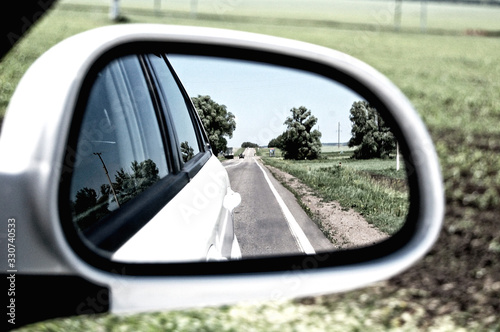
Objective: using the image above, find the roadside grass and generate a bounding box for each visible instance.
[3,0,500,331]
[261,148,409,235]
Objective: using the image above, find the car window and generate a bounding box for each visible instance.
[147,54,201,164]
[69,55,168,232]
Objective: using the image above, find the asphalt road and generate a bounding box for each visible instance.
[223,148,335,259]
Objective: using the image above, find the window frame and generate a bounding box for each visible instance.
[142,53,211,178]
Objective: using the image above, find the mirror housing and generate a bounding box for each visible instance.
[0,24,443,324]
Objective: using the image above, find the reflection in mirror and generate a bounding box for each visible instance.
[70,54,168,233]
[170,55,409,253]
[67,53,409,263]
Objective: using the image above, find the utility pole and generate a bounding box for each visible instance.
[337,122,341,149]
[93,152,120,208]
[154,0,161,14]
[190,0,198,18]
[109,0,120,21]
[396,141,400,171]
[420,0,428,33]
[394,0,402,31]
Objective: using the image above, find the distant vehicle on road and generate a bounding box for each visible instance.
[239,153,245,159]
[225,147,234,159]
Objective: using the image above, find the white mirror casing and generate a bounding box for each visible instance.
[0,24,443,315]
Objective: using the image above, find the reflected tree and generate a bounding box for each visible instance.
[72,159,160,231]
[268,134,284,149]
[280,106,322,160]
[74,187,98,216]
[191,95,236,156]
[114,159,160,205]
[180,141,195,162]
[348,101,396,159]
[74,187,110,231]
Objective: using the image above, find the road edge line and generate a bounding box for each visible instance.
[253,158,316,255]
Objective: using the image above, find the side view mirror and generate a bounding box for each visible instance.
[0,24,443,328]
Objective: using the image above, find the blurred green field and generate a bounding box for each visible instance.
[261,146,403,178]
[3,0,500,331]
[59,0,500,32]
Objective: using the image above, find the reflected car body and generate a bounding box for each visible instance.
[71,53,242,262]
[113,158,242,262]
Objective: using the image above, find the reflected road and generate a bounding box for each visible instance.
[223,148,335,258]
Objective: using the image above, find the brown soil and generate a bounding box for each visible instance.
[264,164,389,249]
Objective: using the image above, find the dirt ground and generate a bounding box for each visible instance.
[265,164,389,249]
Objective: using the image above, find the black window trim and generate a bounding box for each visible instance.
[163,54,211,155]
[137,54,178,174]
[140,53,212,180]
[143,53,211,174]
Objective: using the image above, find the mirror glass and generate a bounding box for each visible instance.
[67,53,409,263]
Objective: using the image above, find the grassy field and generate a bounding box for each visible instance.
[56,0,500,32]
[260,147,408,235]
[3,0,500,331]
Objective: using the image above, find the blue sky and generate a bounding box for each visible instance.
[168,54,364,148]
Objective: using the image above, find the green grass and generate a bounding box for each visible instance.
[261,149,409,235]
[3,0,500,331]
[257,147,282,158]
[320,144,354,153]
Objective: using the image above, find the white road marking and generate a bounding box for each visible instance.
[253,158,316,255]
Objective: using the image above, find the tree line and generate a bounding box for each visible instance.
[268,101,396,160]
[241,142,259,149]
[189,94,396,161]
